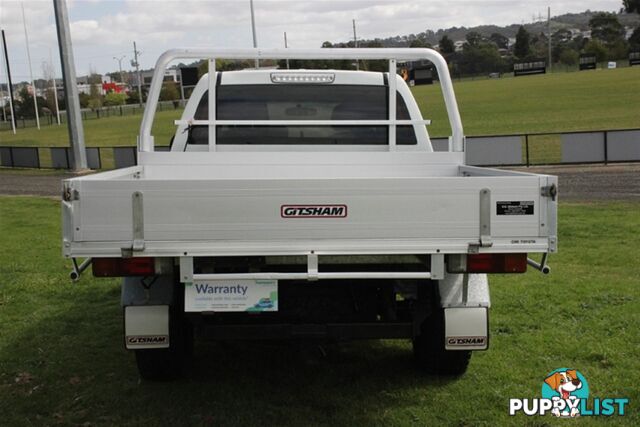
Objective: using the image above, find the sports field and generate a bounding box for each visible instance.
[0,197,638,425]
[1,67,639,148]
[417,67,640,137]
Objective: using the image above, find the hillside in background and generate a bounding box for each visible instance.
[350,10,640,46]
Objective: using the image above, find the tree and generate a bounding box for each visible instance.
[558,49,579,66]
[552,29,573,45]
[104,91,127,106]
[409,39,431,48]
[530,32,550,58]
[630,26,640,48]
[589,12,625,46]
[439,35,454,54]
[514,26,531,59]
[14,86,45,118]
[457,42,506,75]
[159,82,180,101]
[465,31,482,48]
[87,73,103,110]
[43,88,58,115]
[489,32,509,49]
[623,0,639,13]
[41,60,59,118]
[584,39,608,62]
[78,92,90,108]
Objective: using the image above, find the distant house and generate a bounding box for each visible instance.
[138,69,181,88]
[625,27,635,40]
[454,40,466,52]
[568,28,582,39]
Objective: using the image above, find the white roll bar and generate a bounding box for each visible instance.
[139,48,464,153]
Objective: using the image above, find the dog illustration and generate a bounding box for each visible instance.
[544,369,582,417]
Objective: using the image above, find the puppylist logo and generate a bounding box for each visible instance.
[509,368,629,417]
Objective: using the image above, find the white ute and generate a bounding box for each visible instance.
[62,48,557,380]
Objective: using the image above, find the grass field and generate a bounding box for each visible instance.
[1,67,639,149]
[416,66,640,137]
[1,196,638,425]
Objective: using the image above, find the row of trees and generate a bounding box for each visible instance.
[2,81,182,119]
[433,11,639,76]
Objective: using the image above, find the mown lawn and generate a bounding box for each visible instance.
[0,108,182,148]
[1,67,639,149]
[416,66,640,137]
[0,197,638,425]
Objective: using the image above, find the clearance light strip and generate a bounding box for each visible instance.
[270,73,335,83]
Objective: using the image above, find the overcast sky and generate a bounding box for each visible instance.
[0,0,624,81]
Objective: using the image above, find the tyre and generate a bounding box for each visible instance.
[412,296,471,376]
[135,307,192,381]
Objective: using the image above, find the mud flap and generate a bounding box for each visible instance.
[122,276,175,350]
[444,307,488,350]
[124,305,170,349]
[439,272,490,351]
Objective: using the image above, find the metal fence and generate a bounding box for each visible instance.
[1,128,639,170]
[431,128,640,167]
[0,100,186,131]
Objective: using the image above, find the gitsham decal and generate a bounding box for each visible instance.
[446,336,487,347]
[126,335,169,346]
[497,201,534,215]
[281,204,347,218]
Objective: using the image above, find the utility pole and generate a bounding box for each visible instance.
[547,6,552,73]
[22,2,40,129]
[113,55,126,84]
[132,42,143,107]
[53,0,87,170]
[250,0,259,68]
[49,48,60,125]
[284,32,289,69]
[352,19,359,71]
[0,65,5,121]
[1,30,17,134]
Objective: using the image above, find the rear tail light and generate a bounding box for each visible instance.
[447,253,527,274]
[92,257,155,277]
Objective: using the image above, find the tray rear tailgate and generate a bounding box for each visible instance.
[63,174,556,256]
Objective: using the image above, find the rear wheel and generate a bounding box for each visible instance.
[412,288,471,376]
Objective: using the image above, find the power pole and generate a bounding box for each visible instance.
[132,42,143,107]
[250,0,259,68]
[284,32,289,69]
[113,55,126,84]
[49,48,60,125]
[0,63,5,121]
[1,30,17,134]
[53,0,87,170]
[21,2,40,129]
[353,19,359,71]
[547,6,552,73]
